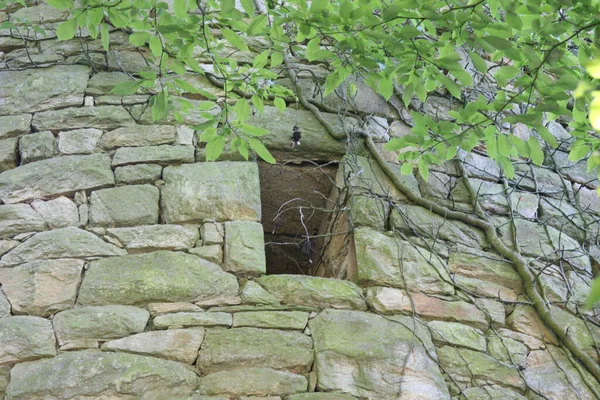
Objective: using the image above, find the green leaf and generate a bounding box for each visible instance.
[100,23,110,51]
[198,101,217,111]
[499,156,515,179]
[569,144,590,162]
[400,162,413,175]
[247,14,268,36]
[110,80,143,96]
[438,74,461,99]
[129,32,151,47]
[306,37,320,62]
[235,98,251,122]
[536,126,559,149]
[252,94,264,114]
[528,138,544,166]
[237,137,250,160]
[56,18,77,41]
[242,124,268,136]
[508,135,529,158]
[418,158,429,181]
[469,51,487,74]
[151,90,169,121]
[379,77,394,101]
[585,277,600,308]
[248,137,275,163]
[149,35,162,57]
[498,134,512,157]
[174,0,187,19]
[205,134,226,161]
[240,0,254,15]
[480,36,512,50]
[271,51,283,67]
[222,29,249,52]
[274,97,286,113]
[253,49,270,69]
[47,0,73,10]
[310,0,328,14]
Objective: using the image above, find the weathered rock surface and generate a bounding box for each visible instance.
[114,163,163,184]
[0,138,17,172]
[77,251,238,305]
[100,125,176,149]
[111,145,195,166]
[0,204,47,238]
[101,328,204,364]
[256,275,366,310]
[106,224,199,252]
[198,367,307,397]
[53,305,149,345]
[224,221,266,276]
[5,350,199,399]
[19,131,56,165]
[189,244,223,264]
[233,311,309,330]
[0,66,89,115]
[309,309,449,399]
[152,311,232,329]
[0,259,83,316]
[354,227,454,295]
[0,154,115,204]
[0,289,10,318]
[0,114,31,139]
[0,316,56,364]
[57,128,102,154]
[197,327,313,374]
[427,321,486,352]
[89,185,160,227]
[32,105,135,131]
[31,197,79,229]
[457,386,527,400]
[162,162,261,223]
[0,227,125,267]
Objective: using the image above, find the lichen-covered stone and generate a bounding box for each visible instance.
[31,197,79,229]
[32,105,135,131]
[152,311,232,329]
[0,259,83,316]
[86,72,133,96]
[241,281,280,306]
[197,327,313,374]
[57,128,102,154]
[162,162,261,223]
[309,309,449,399]
[114,163,162,184]
[101,328,204,364]
[0,227,125,267]
[112,145,194,166]
[287,394,357,400]
[106,224,199,252]
[78,251,238,306]
[0,288,10,318]
[224,221,266,276]
[0,65,89,115]
[457,386,527,400]
[0,365,9,396]
[233,311,309,330]
[0,154,115,204]
[0,204,47,237]
[487,335,528,368]
[53,305,149,345]
[89,184,160,227]
[256,275,366,310]
[18,131,55,164]
[189,245,223,264]
[5,350,199,399]
[0,114,31,139]
[100,125,176,149]
[427,321,486,352]
[0,241,18,258]
[0,316,56,364]
[0,138,17,172]
[506,305,559,345]
[147,302,202,316]
[199,367,307,397]
[354,227,454,295]
[448,247,522,291]
[349,195,389,231]
[201,222,224,245]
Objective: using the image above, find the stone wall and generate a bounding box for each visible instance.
[1,1,600,399]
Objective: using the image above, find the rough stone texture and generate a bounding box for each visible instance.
[0,204,47,238]
[0,138,17,172]
[101,328,205,364]
[310,309,449,399]
[224,221,266,276]
[0,114,31,139]
[114,163,162,185]
[53,305,149,345]
[57,128,102,154]
[427,321,486,352]
[31,197,79,229]
[256,275,366,310]
[106,224,199,252]
[197,327,313,374]
[241,281,281,306]
[89,185,160,227]
[32,105,135,131]
[0,259,83,316]
[162,162,261,223]
[0,65,89,115]
[457,386,527,400]
[19,131,56,164]
[201,222,224,245]
[112,145,195,166]
[0,288,10,318]
[78,251,239,306]
[5,350,199,399]
[152,311,232,329]
[507,305,559,344]
[0,227,125,267]
[0,154,115,204]
[0,241,19,258]
[354,227,454,295]
[86,72,133,96]
[287,395,357,400]
[147,302,201,316]
[199,367,308,397]
[189,244,223,264]
[100,125,176,149]
[487,335,528,368]
[233,311,309,330]
[0,316,56,364]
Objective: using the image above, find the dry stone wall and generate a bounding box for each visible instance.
[1,1,600,399]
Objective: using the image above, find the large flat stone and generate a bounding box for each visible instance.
[32,106,135,131]
[100,125,176,149]
[354,227,454,295]
[0,259,83,316]
[0,227,125,267]
[53,305,149,345]
[57,128,102,155]
[309,309,449,399]
[0,138,17,172]
[19,131,56,165]
[199,367,307,397]
[0,114,31,139]
[0,288,9,318]
[232,311,309,330]
[89,185,160,227]
[0,316,56,365]
[162,162,261,223]
[31,197,79,229]
[197,327,313,374]
[255,275,366,310]
[0,65,89,115]
[5,350,199,399]
[111,145,194,166]
[101,328,204,364]
[224,221,266,276]
[152,311,232,329]
[77,251,239,306]
[0,204,46,238]
[106,224,199,252]
[0,154,115,204]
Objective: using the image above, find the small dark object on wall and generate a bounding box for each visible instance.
[291,125,301,147]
